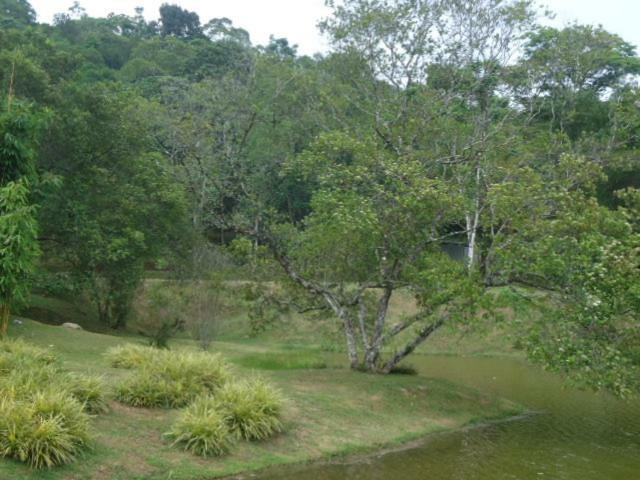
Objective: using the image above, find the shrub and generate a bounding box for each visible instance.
[105,343,160,369]
[214,379,284,440]
[115,351,229,408]
[0,392,90,469]
[165,397,234,457]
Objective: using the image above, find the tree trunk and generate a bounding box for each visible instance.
[466,165,482,271]
[380,317,445,373]
[0,303,10,338]
[364,287,393,370]
[342,313,360,369]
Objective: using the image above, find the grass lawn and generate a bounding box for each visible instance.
[0,318,524,480]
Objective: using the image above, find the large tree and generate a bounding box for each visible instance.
[39,84,190,328]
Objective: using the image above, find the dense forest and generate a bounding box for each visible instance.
[1,0,639,397]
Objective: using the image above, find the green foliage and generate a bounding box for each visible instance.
[0,181,40,323]
[115,350,230,408]
[0,0,36,27]
[39,83,191,329]
[164,396,234,457]
[159,3,202,39]
[0,101,41,337]
[213,379,284,440]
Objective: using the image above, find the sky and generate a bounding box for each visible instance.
[28,0,640,56]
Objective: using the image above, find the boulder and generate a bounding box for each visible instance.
[61,322,83,330]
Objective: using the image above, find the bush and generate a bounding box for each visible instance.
[105,343,160,369]
[214,379,284,440]
[115,351,229,408]
[132,282,186,349]
[0,391,90,469]
[165,397,234,457]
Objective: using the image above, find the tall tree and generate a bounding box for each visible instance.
[0,100,40,337]
[0,0,36,28]
[159,3,202,39]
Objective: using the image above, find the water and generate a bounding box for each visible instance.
[254,356,640,480]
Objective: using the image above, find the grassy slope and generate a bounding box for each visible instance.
[24,280,528,358]
[0,319,524,480]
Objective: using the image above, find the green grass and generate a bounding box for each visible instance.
[0,318,524,479]
[234,351,330,370]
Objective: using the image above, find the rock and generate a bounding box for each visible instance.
[62,322,83,330]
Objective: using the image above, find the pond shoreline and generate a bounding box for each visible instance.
[221,411,537,480]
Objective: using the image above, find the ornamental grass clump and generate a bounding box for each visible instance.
[0,338,55,373]
[0,338,104,468]
[0,390,90,469]
[0,359,107,414]
[66,373,108,414]
[214,379,284,441]
[164,378,284,457]
[164,396,234,457]
[115,351,229,408]
[105,343,161,369]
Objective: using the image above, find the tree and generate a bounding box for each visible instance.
[208,0,640,396]
[0,100,40,337]
[321,0,540,271]
[0,181,39,337]
[483,155,640,397]
[39,84,190,328]
[0,0,36,28]
[515,24,640,142]
[159,3,202,39]
[239,132,483,372]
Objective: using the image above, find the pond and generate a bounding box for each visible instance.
[255,355,640,480]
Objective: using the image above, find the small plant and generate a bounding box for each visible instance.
[165,397,234,457]
[115,351,229,408]
[105,343,160,369]
[214,379,284,441]
[133,282,186,349]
